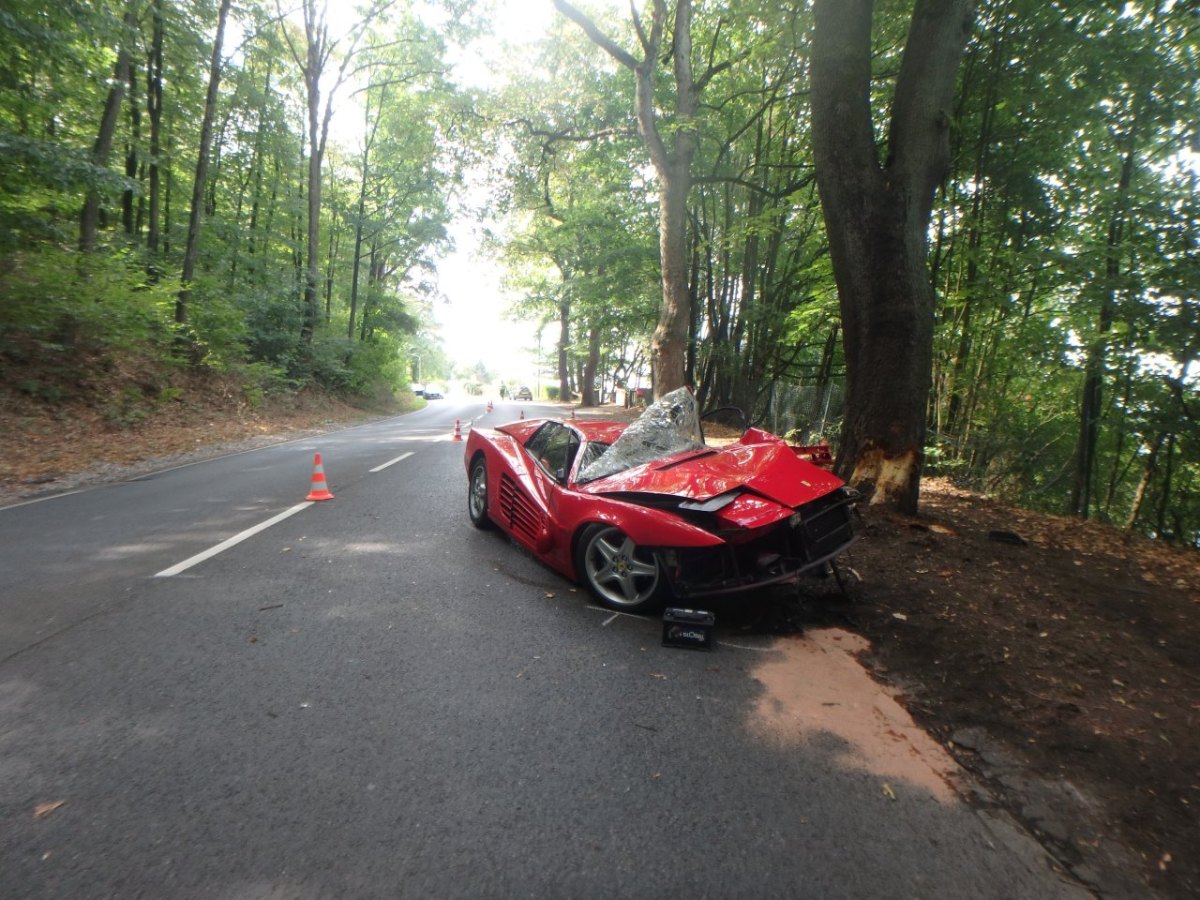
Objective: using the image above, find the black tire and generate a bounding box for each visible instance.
[467,455,492,529]
[575,524,664,613]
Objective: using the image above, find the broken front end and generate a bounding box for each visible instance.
[648,486,857,599]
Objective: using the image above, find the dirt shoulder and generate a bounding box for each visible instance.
[5,396,1198,896]
[0,376,412,506]
[843,480,1199,898]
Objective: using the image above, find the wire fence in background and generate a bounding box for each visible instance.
[759,379,846,444]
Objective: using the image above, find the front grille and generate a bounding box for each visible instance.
[662,488,855,598]
[796,490,855,560]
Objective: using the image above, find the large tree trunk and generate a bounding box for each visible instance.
[650,148,694,397]
[651,160,692,396]
[176,0,232,326]
[811,0,975,513]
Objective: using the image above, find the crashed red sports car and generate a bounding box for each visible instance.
[464,387,856,613]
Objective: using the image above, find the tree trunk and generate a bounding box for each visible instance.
[554,0,703,399]
[811,0,975,513]
[1069,144,1137,517]
[302,64,323,343]
[944,10,1007,440]
[146,0,164,265]
[176,0,232,327]
[581,323,601,406]
[163,131,173,255]
[652,156,693,395]
[348,161,369,341]
[246,62,274,276]
[1154,433,1177,538]
[122,57,141,236]
[1125,432,1163,531]
[324,203,338,323]
[79,3,139,253]
[1068,0,1161,517]
[205,110,230,218]
[558,294,571,401]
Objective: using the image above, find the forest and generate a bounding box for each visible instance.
[1,0,1197,543]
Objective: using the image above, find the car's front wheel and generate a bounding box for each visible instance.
[468,455,491,528]
[576,524,664,613]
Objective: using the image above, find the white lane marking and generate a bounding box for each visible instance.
[587,605,648,623]
[154,502,313,577]
[370,451,413,473]
[588,606,656,629]
[716,641,774,653]
[0,489,86,512]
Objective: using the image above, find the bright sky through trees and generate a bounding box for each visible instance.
[314,0,622,384]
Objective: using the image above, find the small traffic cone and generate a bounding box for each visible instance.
[520,410,525,420]
[570,407,576,419]
[305,453,334,501]
[486,400,493,413]
[452,419,463,441]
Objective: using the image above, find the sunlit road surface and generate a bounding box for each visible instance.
[0,400,1089,899]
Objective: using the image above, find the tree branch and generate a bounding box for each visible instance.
[551,0,639,70]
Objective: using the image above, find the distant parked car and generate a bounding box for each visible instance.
[425,389,444,400]
[515,385,533,400]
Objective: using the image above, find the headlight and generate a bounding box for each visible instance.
[678,491,740,513]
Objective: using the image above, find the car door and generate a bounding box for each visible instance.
[519,422,580,566]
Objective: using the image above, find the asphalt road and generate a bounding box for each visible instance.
[0,400,1090,899]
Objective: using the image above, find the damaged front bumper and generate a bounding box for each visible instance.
[657,489,857,599]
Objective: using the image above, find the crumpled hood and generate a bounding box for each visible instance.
[578,440,844,508]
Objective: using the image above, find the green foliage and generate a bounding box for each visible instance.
[924,0,1200,539]
[0,0,464,407]
[0,247,176,367]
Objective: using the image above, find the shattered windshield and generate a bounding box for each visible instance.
[577,387,705,483]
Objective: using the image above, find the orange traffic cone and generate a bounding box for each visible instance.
[305,452,334,501]
[452,419,463,441]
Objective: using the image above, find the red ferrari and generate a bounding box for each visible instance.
[464,388,856,613]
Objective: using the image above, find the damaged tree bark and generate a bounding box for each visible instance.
[811,0,975,513]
